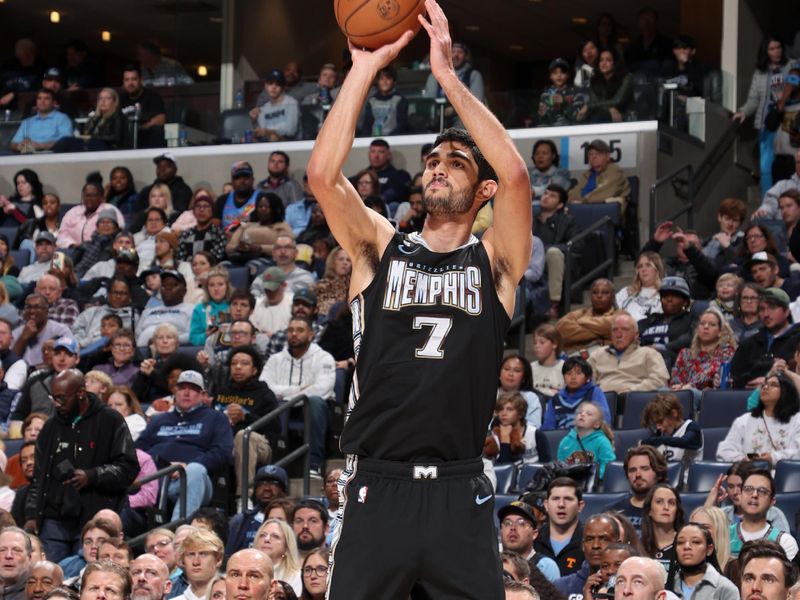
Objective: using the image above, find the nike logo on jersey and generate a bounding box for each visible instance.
[475,494,492,505]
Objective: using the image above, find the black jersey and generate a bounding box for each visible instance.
[341,232,510,462]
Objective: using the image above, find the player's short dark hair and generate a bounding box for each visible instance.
[370,138,389,149]
[546,184,568,206]
[623,446,668,483]
[562,356,592,378]
[122,64,142,77]
[228,344,263,374]
[269,150,290,166]
[546,476,583,501]
[433,128,497,184]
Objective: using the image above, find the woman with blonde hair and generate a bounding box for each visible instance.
[253,518,302,594]
[315,246,352,319]
[670,308,737,392]
[85,370,114,402]
[689,506,732,570]
[55,87,127,151]
[189,266,232,346]
[615,251,665,321]
[0,280,19,325]
[107,385,147,441]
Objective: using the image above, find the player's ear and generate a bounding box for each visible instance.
[477,180,497,201]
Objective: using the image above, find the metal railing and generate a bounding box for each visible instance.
[240,395,312,502]
[693,118,742,193]
[649,164,694,238]
[562,216,615,313]
[125,463,187,547]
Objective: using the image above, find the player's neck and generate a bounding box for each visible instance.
[420,216,474,252]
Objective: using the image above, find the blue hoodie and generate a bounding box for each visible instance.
[542,381,611,430]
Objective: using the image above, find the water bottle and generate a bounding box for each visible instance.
[235,88,244,109]
[373,122,382,136]
[244,129,253,143]
[179,128,188,147]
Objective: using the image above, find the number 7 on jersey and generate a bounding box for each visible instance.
[413,316,453,359]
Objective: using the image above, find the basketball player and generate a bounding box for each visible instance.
[306,1,532,598]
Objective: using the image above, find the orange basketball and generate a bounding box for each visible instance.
[335,0,426,50]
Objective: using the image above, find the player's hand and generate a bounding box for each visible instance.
[348,30,415,75]
[418,0,454,79]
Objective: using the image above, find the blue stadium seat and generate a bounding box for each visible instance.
[493,494,517,528]
[666,462,683,489]
[0,227,17,246]
[568,203,621,230]
[541,429,569,460]
[701,428,729,460]
[604,391,619,427]
[227,266,250,290]
[613,429,649,458]
[10,249,29,267]
[686,461,731,493]
[680,492,709,518]
[494,463,516,494]
[516,463,546,492]
[621,391,693,428]
[176,346,204,358]
[775,492,800,537]
[3,439,23,457]
[579,493,627,521]
[775,461,800,493]
[698,390,750,428]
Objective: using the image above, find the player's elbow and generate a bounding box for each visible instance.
[501,160,531,190]
[306,158,337,192]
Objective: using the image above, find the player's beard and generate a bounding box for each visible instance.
[422,181,476,217]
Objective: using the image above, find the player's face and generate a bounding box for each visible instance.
[422,141,481,217]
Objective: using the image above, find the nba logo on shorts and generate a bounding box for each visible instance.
[358,486,368,503]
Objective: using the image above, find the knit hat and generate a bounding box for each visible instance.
[97,208,119,225]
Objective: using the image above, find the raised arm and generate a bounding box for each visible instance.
[306,33,414,278]
[419,0,531,312]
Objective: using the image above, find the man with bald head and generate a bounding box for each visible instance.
[225,549,273,600]
[25,560,63,600]
[614,557,667,600]
[588,312,670,393]
[24,369,138,563]
[130,554,172,600]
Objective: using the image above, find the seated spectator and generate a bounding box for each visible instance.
[173,529,223,600]
[640,484,683,569]
[9,441,35,527]
[589,312,670,394]
[643,223,717,299]
[359,66,408,137]
[396,187,426,233]
[602,446,668,531]
[138,153,193,214]
[732,282,765,342]
[18,231,57,285]
[663,36,709,99]
[59,517,120,578]
[574,39,599,92]
[361,139,411,211]
[251,518,302,594]
[119,65,166,149]
[702,197,747,266]
[25,67,78,119]
[717,373,800,466]
[730,287,800,388]
[671,307,737,392]
[133,185,173,239]
[710,273,743,322]
[753,149,800,220]
[225,193,294,273]
[74,209,121,278]
[667,522,739,600]
[85,370,114,403]
[9,88,72,154]
[81,231,134,281]
[7,412,44,486]
[264,288,322,358]
[640,393,702,475]
[136,370,233,521]
[14,192,59,253]
[352,169,381,202]
[185,251,216,305]
[251,267,293,335]
[57,174,125,249]
[557,278,621,354]
[132,322,181,402]
[93,329,139,386]
[543,357,611,430]
[214,161,262,235]
[529,140,571,203]
[251,235,314,297]
[537,59,584,126]
[3,167,45,222]
[75,276,140,346]
[497,503,560,584]
[11,294,71,368]
[554,513,620,597]
[226,464,289,556]
[577,49,633,123]
[484,392,547,465]
[250,70,299,142]
[423,41,485,128]
[728,469,798,559]
[107,386,146,441]
[300,548,330,599]
[0,317,26,422]
[136,40,194,87]
[567,139,631,210]
[616,252,665,322]
[685,507,733,570]
[0,282,18,327]
[261,316,335,477]
[530,324,565,399]
[53,88,127,152]
[189,266,232,347]
[638,276,694,368]
[300,62,339,133]
[136,270,194,347]
[286,177,318,239]
[172,189,209,234]
[0,234,20,279]
[738,225,791,279]
[314,247,350,320]
[557,401,616,480]
[257,151,304,208]
[176,195,226,264]
[537,184,581,319]
[498,354,542,427]
[779,190,800,264]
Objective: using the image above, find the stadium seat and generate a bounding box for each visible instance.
[541,429,569,460]
[613,429,649,458]
[666,462,682,489]
[686,461,731,493]
[217,109,253,144]
[494,463,516,494]
[516,463,546,493]
[579,493,627,521]
[568,203,621,231]
[604,391,618,427]
[620,391,693,428]
[493,494,517,528]
[3,439,23,457]
[227,266,250,290]
[176,346,204,358]
[701,428,729,460]
[775,461,800,493]
[776,492,800,537]
[680,492,709,517]
[10,249,29,267]
[0,227,18,245]
[698,390,750,428]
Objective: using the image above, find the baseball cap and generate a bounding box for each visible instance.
[587,139,611,153]
[160,269,186,284]
[115,248,139,265]
[43,67,64,81]
[176,370,206,391]
[231,161,254,178]
[254,465,288,491]
[548,58,570,73]
[659,276,691,299]
[141,265,162,278]
[261,266,287,291]
[153,152,177,167]
[762,287,790,308]
[293,288,317,306]
[35,231,56,244]
[264,68,286,85]
[53,336,78,355]
[498,501,538,527]
[745,251,778,271]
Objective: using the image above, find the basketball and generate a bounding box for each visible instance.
[335,0,426,50]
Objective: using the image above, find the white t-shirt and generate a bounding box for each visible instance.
[530,359,564,397]
[616,286,662,322]
[739,522,799,559]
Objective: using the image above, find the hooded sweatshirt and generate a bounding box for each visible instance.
[214,377,280,443]
[260,343,336,401]
[542,382,611,430]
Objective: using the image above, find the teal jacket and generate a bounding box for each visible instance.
[189,299,230,346]
[557,428,616,479]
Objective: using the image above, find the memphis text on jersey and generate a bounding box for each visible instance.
[381,257,483,315]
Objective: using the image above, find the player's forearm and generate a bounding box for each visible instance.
[307,64,375,186]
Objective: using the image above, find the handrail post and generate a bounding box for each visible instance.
[303,398,311,496]
[564,241,574,314]
[687,165,695,230]
[177,466,187,520]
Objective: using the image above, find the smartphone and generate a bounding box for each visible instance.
[51,251,66,271]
